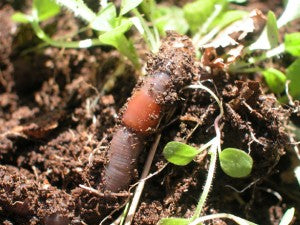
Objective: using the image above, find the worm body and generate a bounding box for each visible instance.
[103,33,195,192]
[122,72,170,133]
[104,73,170,192]
[105,127,144,192]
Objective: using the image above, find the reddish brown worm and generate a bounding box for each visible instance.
[104,72,171,192]
[103,32,195,192]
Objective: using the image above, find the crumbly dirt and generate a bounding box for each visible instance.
[0,1,299,225]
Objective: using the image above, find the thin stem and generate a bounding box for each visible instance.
[192,142,218,220]
[197,137,216,153]
[229,66,262,74]
[31,19,103,48]
[186,82,224,220]
[188,83,223,153]
[192,4,223,46]
[231,44,286,73]
[132,9,159,53]
[189,213,258,225]
[248,43,285,64]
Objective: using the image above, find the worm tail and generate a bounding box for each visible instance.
[104,127,144,192]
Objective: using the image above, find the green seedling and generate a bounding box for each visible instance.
[160,80,255,225]
[229,0,300,100]
[160,0,299,224]
[219,148,253,178]
[262,68,286,94]
[12,0,151,68]
[285,32,300,56]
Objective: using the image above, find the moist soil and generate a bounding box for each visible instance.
[0,0,299,225]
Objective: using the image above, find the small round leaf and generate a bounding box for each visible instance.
[219,148,253,178]
[163,141,199,166]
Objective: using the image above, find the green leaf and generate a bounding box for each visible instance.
[140,0,156,20]
[159,218,190,225]
[286,58,300,99]
[163,141,199,166]
[11,12,31,23]
[208,10,248,31]
[266,11,279,48]
[285,32,300,56]
[219,148,253,178]
[153,6,189,35]
[91,3,117,31]
[120,0,143,16]
[250,0,300,50]
[279,208,295,225]
[99,19,133,41]
[183,0,227,34]
[33,0,60,21]
[99,19,139,68]
[262,68,286,94]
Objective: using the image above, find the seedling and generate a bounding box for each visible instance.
[160,0,300,224]
[12,0,154,68]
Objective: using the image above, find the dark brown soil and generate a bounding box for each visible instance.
[0,1,299,225]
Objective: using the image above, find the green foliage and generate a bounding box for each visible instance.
[99,19,140,68]
[33,0,60,21]
[208,10,248,31]
[266,11,279,48]
[90,3,117,32]
[219,148,253,178]
[286,58,300,99]
[285,32,300,56]
[262,68,286,94]
[153,6,189,35]
[159,218,190,225]
[163,141,199,166]
[140,0,156,20]
[11,12,30,23]
[11,0,145,68]
[183,0,227,34]
[120,0,143,16]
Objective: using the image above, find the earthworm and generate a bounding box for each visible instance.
[104,73,170,192]
[103,32,195,192]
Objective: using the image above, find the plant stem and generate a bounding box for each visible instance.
[132,9,159,53]
[192,4,223,46]
[31,19,103,48]
[188,83,223,153]
[192,142,218,220]
[231,44,285,73]
[248,43,285,64]
[186,82,224,221]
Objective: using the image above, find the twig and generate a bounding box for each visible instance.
[129,162,169,190]
[79,184,131,197]
[124,134,161,225]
